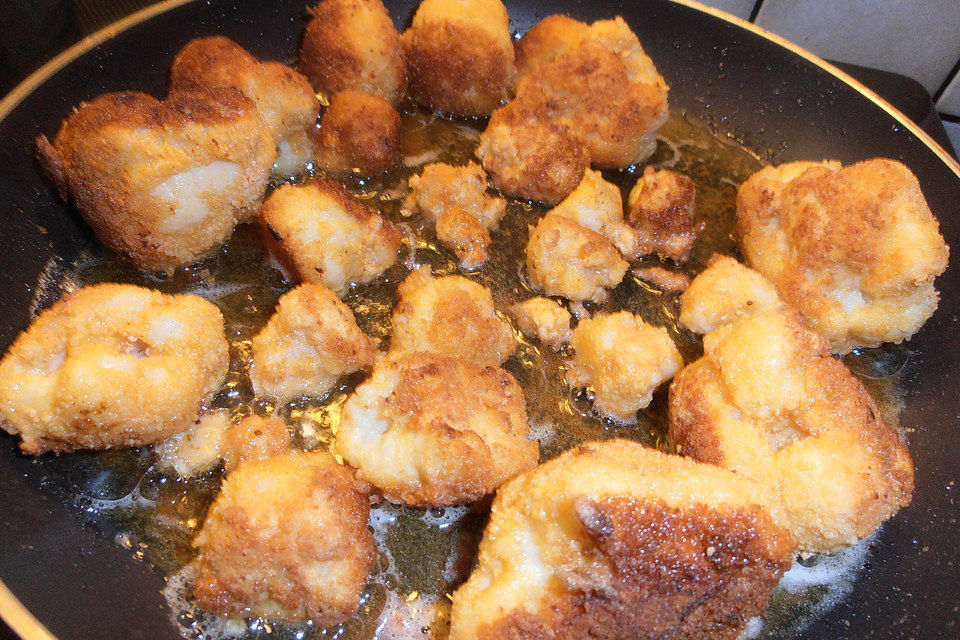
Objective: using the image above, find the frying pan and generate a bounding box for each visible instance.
[0,1,958,638]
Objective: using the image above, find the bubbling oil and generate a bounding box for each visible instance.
[27,105,904,640]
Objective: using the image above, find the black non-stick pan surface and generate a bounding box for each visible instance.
[0,1,958,638]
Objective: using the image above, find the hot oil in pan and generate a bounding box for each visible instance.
[28,106,904,640]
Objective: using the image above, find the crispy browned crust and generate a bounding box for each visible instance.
[479,495,794,640]
[435,206,491,268]
[299,0,406,103]
[221,416,293,473]
[628,167,701,263]
[314,89,401,175]
[632,266,691,292]
[169,35,258,90]
[514,14,587,78]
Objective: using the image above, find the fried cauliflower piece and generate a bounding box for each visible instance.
[298,0,407,104]
[390,267,515,365]
[526,214,628,303]
[334,351,538,506]
[221,415,294,474]
[514,14,587,78]
[157,412,231,478]
[449,439,797,640]
[313,89,401,176]
[679,254,784,335]
[508,297,572,350]
[435,207,492,269]
[260,178,401,294]
[669,311,914,552]
[401,0,515,116]
[737,158,949,353]
[250,284,377,402]
[192,450,376,623]
[551,169,639,258]
[512,17,669,168]
[169,36,321,177]
[0,283,228,454]
[36,89,276,272]
[567,311,683,422]
[627,166,701,263]
[631,266,690,292]
[477,99,589,205]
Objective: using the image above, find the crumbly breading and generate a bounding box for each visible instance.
[250,283,378,402]
[508,297,572,351]
[736,158,949,353]
[259,178,401,294]
[298,0,407,104]
[192,451,376,623]
[551,169,639,258]
[313,89,401,176]
[169,35,320,177]
[401,0,515,116]
[404,161,506,229]
[390,267,516,365]
[435,207,492,269]
[334,351,538,506]
[157,412,231,478]
[35,89,276,272]
[526,214,628,303]
[0,283,228,454]
[514,14,587,78]
[627,166,701,263]
[631,266,690,292]
[669,311,914,552]
[679,254,784,334]
[449,439,796,640]
[221,415,294,473]
[567,311,683,422]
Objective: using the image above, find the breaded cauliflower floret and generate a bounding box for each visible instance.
[404,161,506,268]
[334,351,538,506]
[390,266,515,365]
[512,17,669,168]
[36,89,276,272]
[551,169,639,258]
[157,412,231,478]
[526,214,628,303]
[401,0,516,116]
[669,311,914,552]
[298,0,407,104]
[679,254,784,335]
[169,36,321,177]
[567,311,683,422]
[0,283,228,454]
[449,440,797,640]
[313,89,401,176]
[250,284,377,402]
[477,99,589,205]
[192,450,376,623]
[508,297,572,350]
[736,158,949,353]
[514,14,587,78]
[221,415,294,474]
[627,166,701,263]
[632,266,690,292]
[260,178,401,294]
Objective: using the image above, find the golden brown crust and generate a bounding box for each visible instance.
[627,167,701,262]
[314,89,401,175]
[514,14,588,78]
[435,206,492,269]
[678,254,784,334]
[335,351,538,506]
[299,0,407,104]
[221,416,293,473]
[192,451,376,623]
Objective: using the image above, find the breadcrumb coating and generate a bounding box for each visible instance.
[401,0,515,116]
[250,284,377,402]
[35,89,276,272]
[259,178,401,294]
[514,14,587,78]
[404,161,506,229]
[449,439,796,640]
[736,158,949,353]
[221,415,294,474]
[508,297,572,351]
[0,283,228,454]
[669,311,914,552]
[192,450,376,623]
[632,266,690,292]
[313,89,401,176]
[299,0,407,104]
[627,166,701,263]
[169,35,320,177]
[679,254,783,334]
[526,214,628,303]
[551,169,639,258]
[157,412,230,478]
[390,267,515,365]
[334,351,538,506]
[512,17,669,168]
[477,100,589,204]
[435,207,492,269]
[567,311,683,422]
